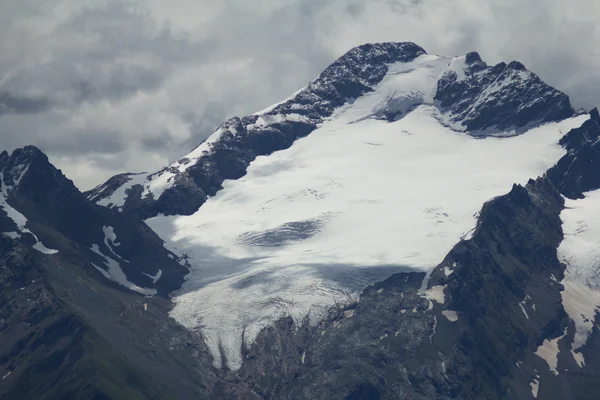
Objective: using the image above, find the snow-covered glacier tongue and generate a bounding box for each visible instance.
[95,42,585,369]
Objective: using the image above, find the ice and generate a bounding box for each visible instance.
[558,190,600,367]
[90,244,156,296]
[147,104,585,369]
[139,54,587,369]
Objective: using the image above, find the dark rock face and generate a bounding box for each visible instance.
[0,146,187,295]
[435,53,574,133]
[547,108,600,198]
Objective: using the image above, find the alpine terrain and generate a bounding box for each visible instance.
[2,42,600,399]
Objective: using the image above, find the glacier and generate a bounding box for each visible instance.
[142,53,587,369]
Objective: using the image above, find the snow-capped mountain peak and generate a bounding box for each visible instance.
[87,43,573,221]
[86,42,583,369]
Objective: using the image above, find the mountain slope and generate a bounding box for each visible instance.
[0,147,261,399]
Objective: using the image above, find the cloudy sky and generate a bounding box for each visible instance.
[1,0,599,190]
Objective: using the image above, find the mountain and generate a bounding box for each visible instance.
[0,147,259,398]
[2,42,600,399]
[88,42,585,371]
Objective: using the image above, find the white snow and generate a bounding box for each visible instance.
[96,173,149,208]
[90,244,157,296]
[140,54,587,369]
[558,190,600,367]
[32,242,59,255]
[0,174,59,255]
[422,285,447,309]
[519,302,530,320]
[12,163,29,186]
[535,329,566,375]
[143,269,163,283]
[141,169,179,200]
[446,56,469,81]
[103,225,120,246]
[519,295,534,320]
[531,375,540,399]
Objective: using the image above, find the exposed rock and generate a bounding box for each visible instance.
[435,53,574,133]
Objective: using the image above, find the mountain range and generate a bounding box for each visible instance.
[1,42,600,399]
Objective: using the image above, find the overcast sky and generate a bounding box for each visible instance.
[1,0,599,190]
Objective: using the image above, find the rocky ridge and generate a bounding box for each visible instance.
[86,42,574,220]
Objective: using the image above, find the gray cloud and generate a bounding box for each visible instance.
[0,92,52,115]
[0,0,598,190]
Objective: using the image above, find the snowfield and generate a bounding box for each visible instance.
[558,190,600,367]
[143,54,587,369]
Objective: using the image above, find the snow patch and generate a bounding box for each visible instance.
[0,176,58,255]
[531,375,540,399]
[103,225,120,246]
[443,266,454,277]
[519,295,534,320]
[96,173,149,208]
[32,242,59,255]
[442,310,459,322]
[422,285,447,307]
[519,303,529,320]
[535,329,566,375]
[143,269,162,283]
[90,244,156,296]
